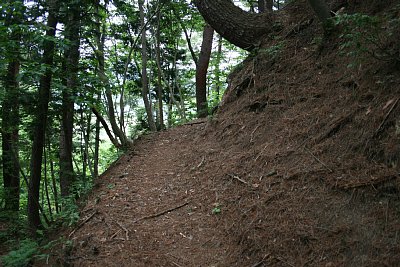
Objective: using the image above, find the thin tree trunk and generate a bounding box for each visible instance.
[28,0,59,235]
[84,112,95,178]
[43,145,53,221]
[81,106,87,181]
[174,9,198,65]
[98,31,130,146]
[215,34,223,98]
[155,11,164,130]
[47,140,59,213]
[91,107,122,148]
[94,95,101,178]
[90,0,131,148]
[139,0,157,131]
[168,95,173,127]
[196,24,214,118]
[172,46,187,121]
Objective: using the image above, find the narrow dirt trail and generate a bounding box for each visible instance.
[67,121,236,267]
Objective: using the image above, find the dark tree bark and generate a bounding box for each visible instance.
[258,0,273,12]
[28,0,59,235]
[258,0,266,12]
[196,24,214,118]
[194,0,331,50]
[2,43,20,211]
[307,0,331,29]
[193,0,274,50]
[60,1,81,197]
[2,0,23,212]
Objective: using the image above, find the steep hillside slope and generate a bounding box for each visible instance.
[50,0,400,266]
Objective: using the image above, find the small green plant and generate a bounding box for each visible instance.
[311,36,323,46]
[212,203,221,215]
[1,239,39,267]
[57,196,80,227]
[259,42,285,60]
[335,13,400,68]
[107,183,115,189]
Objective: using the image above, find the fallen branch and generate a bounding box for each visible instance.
[134,202,189,223]
[184,120,207,126]
[69,210,98,237]
[314,110,355,143]
[335,174,397,190]
[374,97,399,137]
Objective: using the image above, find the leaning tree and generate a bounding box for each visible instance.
[193,0,331,50]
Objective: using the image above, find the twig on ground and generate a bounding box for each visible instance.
[254,142,270,161]
[250,124,261,143]
[69,210,98,238]
[251,254,270,267]
[111,229,121,239]
[171,261,183,267]
[228,173,248,185]
[375,97,399,136]
[116,221,129,241]
[197,156,205,168]
[304,147,333,173]
[134,202,189,223]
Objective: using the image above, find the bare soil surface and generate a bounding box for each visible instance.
[47,0,400,266]
[63,121,241,266]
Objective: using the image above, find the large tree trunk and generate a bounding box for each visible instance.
[2,0,22,212]
[139,0,157,131]
[2,44,20,212]
[194,0,331,50]
[60,1,80,197]
[193,0,274,50]
[28,0,59,235]
[196,24,214,118]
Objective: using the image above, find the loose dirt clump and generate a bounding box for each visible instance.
[46,0,399,266]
